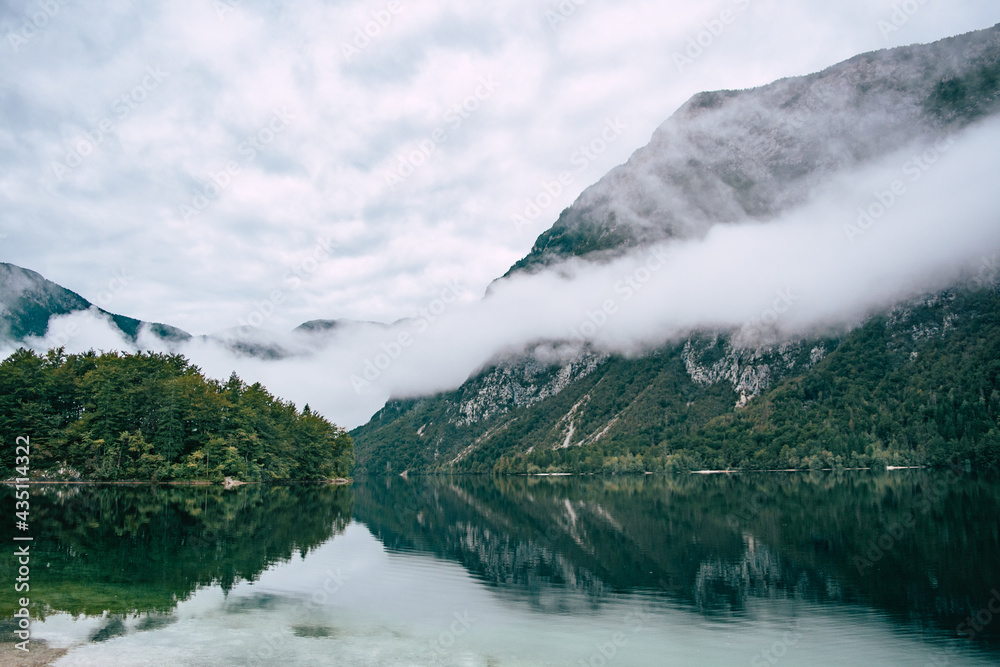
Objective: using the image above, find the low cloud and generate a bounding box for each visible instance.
[14,117,1000,430]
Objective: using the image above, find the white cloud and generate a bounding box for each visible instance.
[24,307,138,356]
[16,117,1000,430]
[1,0,997,337]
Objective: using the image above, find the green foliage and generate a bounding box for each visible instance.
[353,287,1000,475]
[0,484,353,618]
[0,350,353,481]
[504,211,634,277]
[925,61,1000,123]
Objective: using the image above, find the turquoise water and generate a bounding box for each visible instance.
[3,472,999,665]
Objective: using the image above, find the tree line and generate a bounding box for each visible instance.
[0,349,353,482]
[355,287,1000,475]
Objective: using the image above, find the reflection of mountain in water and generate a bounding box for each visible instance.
[0,484,352,618]
[353,472,1000,641]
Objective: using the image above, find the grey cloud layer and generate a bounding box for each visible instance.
[13,117,1000,428]
[2,0,998,336]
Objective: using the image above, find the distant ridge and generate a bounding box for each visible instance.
[0,262,190,344]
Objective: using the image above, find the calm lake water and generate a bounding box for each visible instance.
[3,471,1000,666]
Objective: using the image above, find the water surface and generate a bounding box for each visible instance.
[3,471,999,665]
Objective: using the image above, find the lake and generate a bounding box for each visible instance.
[3,471,999,666]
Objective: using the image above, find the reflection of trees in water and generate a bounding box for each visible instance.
[0,484,353,618]
[354,472,1000,640]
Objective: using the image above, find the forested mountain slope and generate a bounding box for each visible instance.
[353,25,1000,474]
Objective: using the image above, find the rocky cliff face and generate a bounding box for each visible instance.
[681,336,828,410]
[353,24,1000,474]
[353,281,999,474]
[452,349,609,428]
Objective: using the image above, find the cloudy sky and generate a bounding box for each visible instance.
[2,0,998,336]
[16,113,1000,428]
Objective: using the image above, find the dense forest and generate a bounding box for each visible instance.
[353,287,1000,474]
[0,484,352,619]
[0,349,353,482]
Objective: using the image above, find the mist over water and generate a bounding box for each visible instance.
[10,117,1000,429]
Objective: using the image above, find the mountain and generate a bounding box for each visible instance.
[294,319,392,334]
[0,264,378,357]
[351,25,1000,474]
[353,286,1000,474]
[0,263,190,345]
[212,319,396,360]
[506,23,1000,277]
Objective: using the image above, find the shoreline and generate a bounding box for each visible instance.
[3,468,948,485]
[518,466,934,476]
[1,478,354,486]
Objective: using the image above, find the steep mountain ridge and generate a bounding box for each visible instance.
[506,23,1000,276]
[354,283,1000,474]
[354,25,1000,474]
